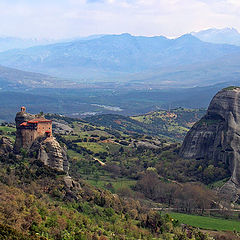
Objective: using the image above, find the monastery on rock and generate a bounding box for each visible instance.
[14,106,52,152]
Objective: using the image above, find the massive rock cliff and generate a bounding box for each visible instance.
[180,87,240,201]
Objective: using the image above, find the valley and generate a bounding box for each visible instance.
[0,81,233,122]
[0,27,240,240]
[0,101,238,239]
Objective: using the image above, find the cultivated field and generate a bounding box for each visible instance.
[170,212,240,231]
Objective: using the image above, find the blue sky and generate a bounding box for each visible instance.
[0,0,239,39]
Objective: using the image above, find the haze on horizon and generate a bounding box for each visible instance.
[1,0,240,39]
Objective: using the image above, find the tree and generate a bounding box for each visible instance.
[93,172,100,184]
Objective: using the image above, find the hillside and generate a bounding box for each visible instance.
[85,108,206,140]
[0,65,60,89]
[41,113,230,187]
[0,116,218,240]
[0,102,239,239]
[0,34,240,86]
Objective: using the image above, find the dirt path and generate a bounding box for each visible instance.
[93,157,106,166]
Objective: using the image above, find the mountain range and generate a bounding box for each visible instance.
[0,32,240,87]
[0,28,239,89]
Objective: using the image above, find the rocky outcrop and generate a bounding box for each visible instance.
[180,87,240,201]
[30,137,69,172]
[52,120,73,135]
[0,136,13,155]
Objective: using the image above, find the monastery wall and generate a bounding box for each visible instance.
[21,128,38,149]
[36,122,52,137]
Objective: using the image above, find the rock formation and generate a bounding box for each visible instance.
[30,137,69,172]
[0,136,13,155]
[14,107,68,172]
[180,87,240,201]
[52,120,73,135]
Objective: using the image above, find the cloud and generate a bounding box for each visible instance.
[87,0,104,3]
[0,0,239,38]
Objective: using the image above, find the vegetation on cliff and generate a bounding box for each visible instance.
[222,86,240,91]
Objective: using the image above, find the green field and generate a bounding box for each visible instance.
[87,178,136,192]
[77,142,107,153]
[170,212,240,231]
[0,126,16,142]
[0,126,15,133]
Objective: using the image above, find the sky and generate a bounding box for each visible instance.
[0,0,240,39]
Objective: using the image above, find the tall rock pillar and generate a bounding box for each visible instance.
[180,87,240,201]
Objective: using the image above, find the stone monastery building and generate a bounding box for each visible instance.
[15,106,52,150]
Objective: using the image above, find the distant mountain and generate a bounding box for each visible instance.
[0,35,108,52]
[0,65,60,89]
[192,28,240,46]
[0,33,240,86]
[0,37,56,52]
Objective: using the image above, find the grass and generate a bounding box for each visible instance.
[223,86,240,91]
[0,126,16,133]
[167,125,188,134]
[67,149,82,159]
[77,142,107,153]
[0,126,16,142]
[5,135,15,143]
[86,130,112,137]
[208,178,229,189]
[64,135,80,141]
[87,178,136,192]
[170,212,240,231]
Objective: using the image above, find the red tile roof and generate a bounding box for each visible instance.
[28,121,38,124]
[20,118,52,127]
[28,118,52,123]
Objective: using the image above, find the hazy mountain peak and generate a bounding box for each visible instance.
[220,27,239,34]
[196,27,239,34]
[192,27,240,46]
[176,34,200,40]
[102,33,133,40]
[119,33,132,37]
[174,34,202,44]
